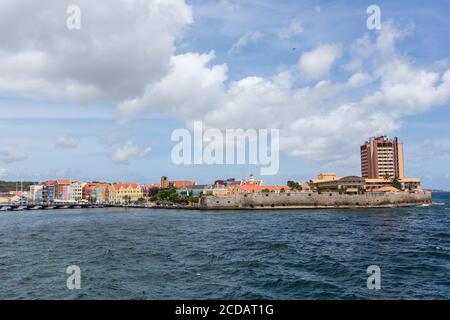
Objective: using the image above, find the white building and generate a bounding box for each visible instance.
[69,182,86,203]
[29,185,43,203]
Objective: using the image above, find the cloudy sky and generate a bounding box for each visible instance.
[0,0,449,189]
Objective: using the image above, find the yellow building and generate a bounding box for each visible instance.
[161,176,170,189]
[108,183,143,204]
[365,178,421,192]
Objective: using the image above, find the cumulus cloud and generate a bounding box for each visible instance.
[119,51,228,117]
[298,44,343,80]
[2,2,449,170]
[55,136,79,149]
[120,23,450,166]
[347,72,373,87]
[229,32,263,53]
[112,142,152,165]
[0,0,193,102]
[278,20,303,39]
[0,147,28,164]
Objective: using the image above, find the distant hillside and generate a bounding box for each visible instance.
[0,181,39,193]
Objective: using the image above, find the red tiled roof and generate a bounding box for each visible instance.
[142,184,161,189]
[110,183,141,191]
[170,181,195,188]
[56,180,72,185]
[83,183,109,193]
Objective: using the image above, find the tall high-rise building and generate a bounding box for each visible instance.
[360,136,405,179]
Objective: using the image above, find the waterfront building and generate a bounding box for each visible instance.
[310,173,421,193]
[177,185,211,198]
[240,174,263,186]
[360,136,405,179]
[169,180,195,188]
[365,178,421,192]
[0,192,22,204]
[42,180,56,204]
[69,182,86,203]
[161,176,170,189]
[108,183,143,204]
[310,175,366,194]
[29,185,43,203]
[83,183,110,204]
[228,185,290,194]
[214,178,241,188]
[54,180,72,202]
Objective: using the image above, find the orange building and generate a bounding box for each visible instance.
[230,185,290,194]
[360,136,405,179]
[55,180,72,202]
[108,183,143,204]
[170,181,195,188]
[83,183,110,204]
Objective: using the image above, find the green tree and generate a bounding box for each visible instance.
[287,181,302,191]
[391,177,403,190]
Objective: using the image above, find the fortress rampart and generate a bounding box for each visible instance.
[199,191,432,210]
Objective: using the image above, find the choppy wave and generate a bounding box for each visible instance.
[0,203,449,300]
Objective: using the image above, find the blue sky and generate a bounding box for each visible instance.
[0,0,449,189]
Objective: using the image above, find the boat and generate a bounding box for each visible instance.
[0,206,12,211]
[30,206,43,210]
[13,206,27,211]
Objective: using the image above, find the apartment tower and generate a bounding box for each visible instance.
[360,136,405,179]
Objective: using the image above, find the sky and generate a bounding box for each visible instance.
[0,0,449,189]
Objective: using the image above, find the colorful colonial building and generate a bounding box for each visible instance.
[108,183,143,204]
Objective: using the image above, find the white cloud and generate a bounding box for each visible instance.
[112,142,152,165]
[229,32,263,53]
[298,44,343,80]
[0,0,193,102]
[278,20,303,39]
[55,136,79,149]
[0,147,28,164]
[347,72,373,87]
[119,51,228,117]
[120,23,450,166]
[1,3,449,171]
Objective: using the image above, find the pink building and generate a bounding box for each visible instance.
[55,180,72,202]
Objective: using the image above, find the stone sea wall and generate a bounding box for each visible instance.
[199,191,432,210]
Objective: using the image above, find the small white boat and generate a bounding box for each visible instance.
[0,206,12,211]
[14,206,28,211]
[30,206,43,210]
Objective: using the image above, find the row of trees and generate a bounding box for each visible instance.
[0,181,37,193]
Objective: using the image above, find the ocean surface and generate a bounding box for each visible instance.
[0,192,449,300]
